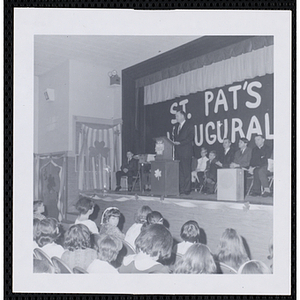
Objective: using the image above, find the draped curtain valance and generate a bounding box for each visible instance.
[136,36,273,88]
[144,45,273,105]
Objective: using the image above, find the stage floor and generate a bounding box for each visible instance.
[110,189,273,205]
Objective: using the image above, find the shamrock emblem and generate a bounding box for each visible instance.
[154,169,162,180]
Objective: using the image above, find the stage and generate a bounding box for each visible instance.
[65,189,273,268]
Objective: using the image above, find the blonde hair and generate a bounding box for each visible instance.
[216,228,249,270]
[238,260,271,274]
[174,244,217,274]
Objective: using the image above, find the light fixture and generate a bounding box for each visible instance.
[108,70,121,86]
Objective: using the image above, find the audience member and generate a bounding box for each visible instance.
[248,134,273,197]
[216,138,235,168]
[267,238,273,272]
[115,151,138,192]
[33,200,46,220]
[87,234,123,274]
[119,224,173,273]
[174,220,201,256]
[202,150,219,194]
[61,224,97,270]
[75,197,99,234]
[174,244,217,274]
[230,138,252,169]
[141,211,164,231]
[125,205,152,248]
[237,260,271,274]
[191,147,209,190]
[35,218,64,258]
[33,218,41,249]
[216,228,249,272]
[100,207,125,240]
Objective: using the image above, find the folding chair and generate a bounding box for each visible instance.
[51,256,73,274]
[132,170,142,192]
[34,248,54,268]
[73,266,88,274]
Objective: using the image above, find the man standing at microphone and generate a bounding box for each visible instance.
[173,110,194,195]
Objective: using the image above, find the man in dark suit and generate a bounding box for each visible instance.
[216,138,235,168]
[248,135,273,197]
[230,138,252,169]
[203,150,219,194]
[173,110,194,195]
[115,151,138,192]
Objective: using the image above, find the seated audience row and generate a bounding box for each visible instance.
[33,203,273,274]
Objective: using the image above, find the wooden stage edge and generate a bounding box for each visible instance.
[78,189,273,206]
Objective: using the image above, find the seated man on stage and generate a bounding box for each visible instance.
[202,150,219,194]
[248,134,273,197]
[191,147,209,191]
[230,138,252,169]
[216,138,235,168]
[115,151,138,192]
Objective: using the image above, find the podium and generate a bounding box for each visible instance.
[151,137,179,196]
[217,168,245,201]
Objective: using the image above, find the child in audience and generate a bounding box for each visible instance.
[174,243,217,274]
[35,218,64,258]
[99,207,125,240]
[141,211,164,231]
[125,205,152,248]
[87,234,123,274]
[119,224,173,273]
[33,200,46,220]
[174,220,201,255]
[238,260,271,274]
[75,197,99,234]
[61,224,98,271]
[216,228,249,272]
[33,218,41,249]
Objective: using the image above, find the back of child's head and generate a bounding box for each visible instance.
[217,228,249,269]
[76,197,95,215]
[36,218,60,247]
[134,206,152,224]
[135,224,173,260]
[238,260,271,274]
[33,218,41,241]
[146,211,164,225]
[33,258,55,273]
[101,207,121,224]
[174,244,217,274]
[94,234,123,262]
[64,224,91,251]
[33,200,44,213]
[180,220,201,243]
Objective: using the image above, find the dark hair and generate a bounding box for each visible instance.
[217,228,249,270]
[94,234,123,262]
[146,211,163,225]
[240,138,249,145]
[174,244,217,274]
[254,134,265,139]
[177,110,187,119]
[33,200,43,213]
[180,220,201,243]
[36,218,60,247]
[64,224,91,251]
[209,150,217,156]
[135,224,173,259]
[101,207,121,224]
[33,258,55,273]
[75,197,95,215]
[134,206,152,224]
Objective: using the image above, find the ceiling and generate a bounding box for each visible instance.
[34,35,201,76]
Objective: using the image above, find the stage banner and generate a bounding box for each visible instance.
[145,74,273,158]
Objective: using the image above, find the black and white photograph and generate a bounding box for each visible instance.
[12,9,292,295]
